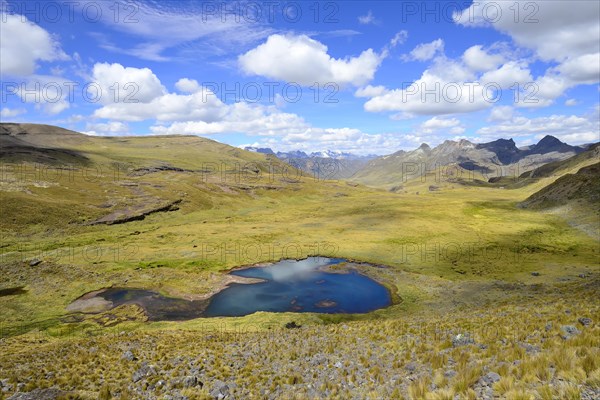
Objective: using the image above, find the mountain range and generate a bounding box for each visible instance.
[244,147,376,179]
[244,147,375,160]
[244,135,590,185]
[350,135,589,188]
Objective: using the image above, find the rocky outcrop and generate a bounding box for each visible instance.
[88,199,182,225]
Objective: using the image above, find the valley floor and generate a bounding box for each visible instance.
[1,128,598,399]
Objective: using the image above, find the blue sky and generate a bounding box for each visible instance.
[1,0,599,154]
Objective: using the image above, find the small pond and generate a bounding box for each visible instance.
[204,257,391,316]
[69,257,392,320]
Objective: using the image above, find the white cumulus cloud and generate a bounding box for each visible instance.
[238,34,384,86]
[363,64,491,116]
[404,39,444,62]
[454,1,600,62]
[0,107,26,118]
[454,1,600,106]
[0,13,68,76]
[90,63,166,105]
[84,121,129,136]
[462,45,505,72]
[477,114,600,144]
[354,85,388,98]
[488,106,514,122]
[480,61,533,89]
[419,116,465,135]
[175,78,201,94]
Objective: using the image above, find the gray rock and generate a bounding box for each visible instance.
[210,380,230,399]
[405,362,418,372]
[7,389,71,400]
[132,363,157,383]
[452,333,475,347]
[444,370,456,378]
[28,258,41,267]
[481,372,501,385]
[122,350,136,361]
[1,379,12,392]
[183,375,202,388]
[578,317,592,327]
[163,395,188,400]
[531,272,540,276]
[519,342,540,354]
[561,325,580,340]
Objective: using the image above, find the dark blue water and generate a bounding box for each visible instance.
[204,257,391,317]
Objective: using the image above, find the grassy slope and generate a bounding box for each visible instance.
[521,162,600,209]
[519,162,600,240]
[0,124,599,398]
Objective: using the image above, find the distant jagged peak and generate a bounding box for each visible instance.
[245,147,374,160]
[476,138,519,153]
[524,134,580,155]
[532,135,569,151]
[458,138,475,148]
[437,138,475,150]
[277,150,309,159]
[537,135,563,146]
[479,137,517,148]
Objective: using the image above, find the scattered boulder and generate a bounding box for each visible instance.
[452,333,475,347]
[7,388,72,399]
[28,258,41,267]
[405,362,418,372]
[560,325,580,340]
[122,350,136,361]
[444,370,457,379]
[1,378,12,392]
[578,317,593,327]
[480,372,501,386]
[132,363,157,383]
[531,272,540,276]
[183,375,202,388]
[210,380,230,399]
[285,321,301,329]
[519,342,540,354]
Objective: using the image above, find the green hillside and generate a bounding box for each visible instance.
[0,124,598,399]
